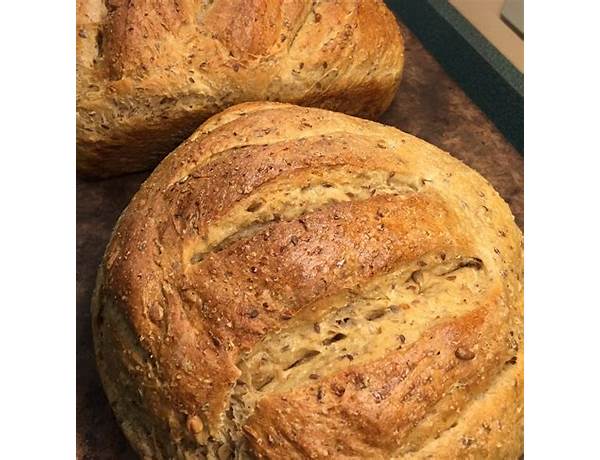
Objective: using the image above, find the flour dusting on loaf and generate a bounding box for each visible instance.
[92,103,523,459]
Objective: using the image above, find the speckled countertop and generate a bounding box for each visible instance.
[76,24,523,460]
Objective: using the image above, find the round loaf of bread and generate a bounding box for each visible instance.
[77,0,404,177]
[92,103,523,459]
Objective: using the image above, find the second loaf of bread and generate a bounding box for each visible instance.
[76,0,405,177]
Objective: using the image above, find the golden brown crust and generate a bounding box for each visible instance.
[92,102,523,459]
[76,0,405,177]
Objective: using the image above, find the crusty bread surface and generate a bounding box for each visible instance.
[77,0,405,177]
[92,102,524,459]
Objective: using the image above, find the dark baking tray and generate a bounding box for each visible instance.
[387,0,524,153]
[76,21,523,459]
